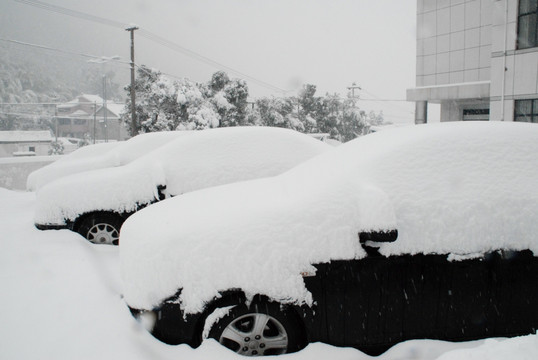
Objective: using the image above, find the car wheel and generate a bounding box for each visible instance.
[208,301,304,356]
[77,213,123,245]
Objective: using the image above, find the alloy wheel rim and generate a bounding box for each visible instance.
[87,223,119,245]
[219,313,288,356]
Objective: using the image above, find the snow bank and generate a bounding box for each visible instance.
[35,127,330,225]
[435,334,538,360]
[27,131,187,191]
[120,122,538,312]
[0,155,59,190]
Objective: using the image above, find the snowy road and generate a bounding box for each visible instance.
[0,188,536,359]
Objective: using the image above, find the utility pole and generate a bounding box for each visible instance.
[103,75,108,142]
[93,102,97,144]
[87,55,120,141]
[54,104,58,142]
[126,25,139,135]
[347,82,361,108]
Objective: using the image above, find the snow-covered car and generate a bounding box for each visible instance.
[34,127,331,245]
[120,122,538,356]
[27,131,189,191]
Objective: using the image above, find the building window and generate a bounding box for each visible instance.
[517,0,538,49]
[462,109,490,121]
[515,99,538,122]
[29,146,35,152]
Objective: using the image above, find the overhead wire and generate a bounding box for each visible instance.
[353,87,414,122]
[360,98,409,102]
[1,36,414,120]
[0,102,125,106]
[10,0,415,121]
[0,111,55,117]
[14,0,128,29]
[136,30,289,94]
[13,0,290,94]
[0,38,133,71]
[360,88,414,114]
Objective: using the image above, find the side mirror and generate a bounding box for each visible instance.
[359,230,398,243]
[359,230,398,256]
[156,184,167,201]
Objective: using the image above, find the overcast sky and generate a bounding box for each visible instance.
[0,0,427,123]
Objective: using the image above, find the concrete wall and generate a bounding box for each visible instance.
[0,142,51,157]
[440,99,490,121]
[0,156,60,190]
[411,0,538,122]
[490,0,538,121]
[416,0,492,87]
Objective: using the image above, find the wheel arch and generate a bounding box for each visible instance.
[193,290,309,350]
[72,210,128,233]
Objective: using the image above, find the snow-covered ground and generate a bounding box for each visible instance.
[1,187,536,359]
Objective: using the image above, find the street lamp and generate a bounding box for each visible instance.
[87,56,121,143]
[87,56,121,64]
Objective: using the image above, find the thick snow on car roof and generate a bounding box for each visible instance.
[120,122,538,313]
[26,131,188,191]
[34,127,330,226]
[56,141,120,161]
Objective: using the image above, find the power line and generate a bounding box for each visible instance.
[133,63,184,82]
[0,37,132,68]
[0,36,187,88]
[137,30,289,94]
[361,88,414,114]
[14,0,128,29]
[360,98,409,102]
[0,102,58,106]
[0,102,125,106]
[0,111,54,117]
[13,0,290,94]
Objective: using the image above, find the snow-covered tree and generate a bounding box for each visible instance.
[250,88,379,142]
[254,97,304,132]
[338,100,370,141]
[48,140,64,155]
[121,66,385,141]
[221,79,249,126]
[297,84,320,133]
[77,134,92,148]
[316,93,341,139]
[123,68,253,135]
[368,110,385,126]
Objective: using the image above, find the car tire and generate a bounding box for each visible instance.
[77,213,124,245]
[208,301,305,356]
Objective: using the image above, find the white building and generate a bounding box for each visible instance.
[407,0,538,123]
[0,130,52,157]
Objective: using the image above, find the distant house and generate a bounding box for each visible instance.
[0,130,53,157]
[57,94,129,141]
[92,102,129,141]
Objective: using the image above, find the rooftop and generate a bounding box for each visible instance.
[0,131,53,143]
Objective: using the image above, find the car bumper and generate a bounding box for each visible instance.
[129,302,203,347]
[35,223,69,231]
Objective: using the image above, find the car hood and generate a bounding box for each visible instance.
[34,160,165,226]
